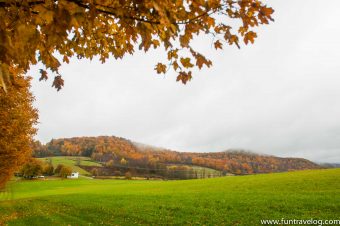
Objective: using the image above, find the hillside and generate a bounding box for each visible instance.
[35,156,222,179]
[1,169,339,225]
[38,156,102,175]
[32,136,321,177]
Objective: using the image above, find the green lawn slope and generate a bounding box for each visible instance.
[38,156,102,175]
[0,169,339,225]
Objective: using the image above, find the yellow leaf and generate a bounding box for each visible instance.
[180,58,194,68]
[155,63,167,74]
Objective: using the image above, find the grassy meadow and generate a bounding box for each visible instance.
[38,156,102,175]
[0,168,339,225]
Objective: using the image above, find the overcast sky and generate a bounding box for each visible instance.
[30,1,340,163]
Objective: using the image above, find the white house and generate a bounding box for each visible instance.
[67,172,79,179]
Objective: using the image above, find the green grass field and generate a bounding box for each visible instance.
[38,156,102,175]
[191,165,222,177]
[167,164,222,178]
[0,169,339,225]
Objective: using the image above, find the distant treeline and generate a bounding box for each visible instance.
[32,136,321,175]
[82,164,222,180]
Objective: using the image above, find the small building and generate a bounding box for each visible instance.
[67,172,79,179]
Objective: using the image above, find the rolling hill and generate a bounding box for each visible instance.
[31,136,321,178]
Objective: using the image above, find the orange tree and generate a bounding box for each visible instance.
[0,76,38,188]
[0,0,274,89]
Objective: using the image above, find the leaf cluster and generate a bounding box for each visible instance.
[0,0,274,89]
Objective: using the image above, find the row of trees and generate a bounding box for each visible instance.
[86,164,221,180]
[18,159,72,179]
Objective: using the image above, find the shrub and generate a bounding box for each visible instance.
[20,159,43,179]
[125,172,132,180]
[91,168,99,176]
[43,164,54,176]
[59,166,72,178]
[54,164,64,175]
[114,170,121,176]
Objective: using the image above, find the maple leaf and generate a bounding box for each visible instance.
[261,7,275,17]
[167,49,179,60]
[172,61,179,71]
[63,56,70,64]
[214,40,223,50]
[39,69,48,81]
[244,31,257,45]
[52,75,64,91]
[155,63,167,74]
[176,71,192,84]
[180,58,194,68]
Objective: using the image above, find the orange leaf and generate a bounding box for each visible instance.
[214,40,223,50]
[39,69,48,81]
[244,31,257,44]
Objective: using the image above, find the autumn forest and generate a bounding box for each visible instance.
[31,136,321,179]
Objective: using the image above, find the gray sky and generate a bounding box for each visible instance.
[30,1,340,163]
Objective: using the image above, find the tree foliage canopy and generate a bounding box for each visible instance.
[19,159,43,178]
[0,76,38,188]
[0,0,274,90]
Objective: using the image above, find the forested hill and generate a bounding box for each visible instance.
[32,136,321,175]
